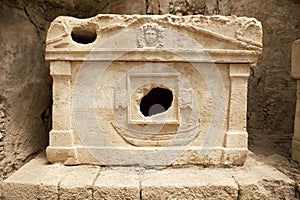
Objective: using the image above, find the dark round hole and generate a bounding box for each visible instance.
[140,87,173,117]
[71,28,97,44]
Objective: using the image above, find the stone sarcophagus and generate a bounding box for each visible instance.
[45,14,262,166]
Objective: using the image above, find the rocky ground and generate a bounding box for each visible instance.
[250,152,300,198]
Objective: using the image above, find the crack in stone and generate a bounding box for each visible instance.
[145,0,149,14]
[57,171,69,200]
[216,0,220,14]
[91,167,101,200]
[138,168,144,200]
[295,182,300,198]
[231,175,242,200]
[23,5,41,40]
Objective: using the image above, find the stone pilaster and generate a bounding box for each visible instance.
[225,64,250,148]
[47,61,76,163]
[292,39,300,163]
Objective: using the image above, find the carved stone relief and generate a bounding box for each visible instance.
[114,90,127,109]
[45,14,262,166]
[137,23,164,48]
[111,63,200,147]
[179,88,193,109]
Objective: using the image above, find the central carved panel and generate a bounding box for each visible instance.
[140,87,173,117]
[111,63,199,147]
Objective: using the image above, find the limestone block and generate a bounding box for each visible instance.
[141,167,238,200]
[2,153,296,200]
[45,14,262,166]
[2,153,60,200]
[172,148,224,165]
[232,153,295,200]
[93,168,140,200]
[50,61,71,76]
[46,147,77,164]
[224,149,248,166]
[59,166,100,200]
[38,163,80,200]
[225,131,248,148]
[49,130,74,147]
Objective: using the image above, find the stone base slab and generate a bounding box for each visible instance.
[46,146,248,166]
[1,152,296,200]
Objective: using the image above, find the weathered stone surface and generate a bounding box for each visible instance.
[2,153,99,200]
[3,153,296,199]
[101,0,146,14]
[45,14,261,166]
[169,0,231,15]
[0,2,52,183]
[292,39,300,163]
[292,40,300,79]
[93,168,140,199]
[2,153,57,199]
[142,167,238,200]
[0,96,6,169]
[0,0,300,196]
[0,0,151,183]
[59,166,100,200]
[147,0,169,14]
[230,0,300,157]
[232,152,296,200]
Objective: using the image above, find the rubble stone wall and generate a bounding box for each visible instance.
[230,0,300,156]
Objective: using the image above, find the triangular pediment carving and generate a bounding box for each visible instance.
[46,14,262,63]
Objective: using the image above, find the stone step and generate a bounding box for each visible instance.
[1,152,296,200]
